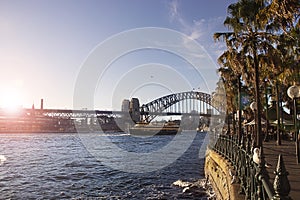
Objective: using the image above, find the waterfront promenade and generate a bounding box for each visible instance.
[206,134,300,199]
[263,140,300,199]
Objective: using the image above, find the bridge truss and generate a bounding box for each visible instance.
[140,91,224,122]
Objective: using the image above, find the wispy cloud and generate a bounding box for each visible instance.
[167,0,226,59]
[166,0,228,91]
[168,0,203,41]
[169,0,189,30]
[169,0,178,20]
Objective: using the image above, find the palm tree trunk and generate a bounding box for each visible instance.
[238,76,242,144]
[254,54,263,151]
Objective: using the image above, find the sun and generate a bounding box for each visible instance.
[0,87,23,112]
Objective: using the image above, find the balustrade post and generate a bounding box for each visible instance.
[251,162,258,199]
[232,136,237,167]
[230,136,235,164]
[219,135,222,154]
[255,147,274,200]
[227,135,230,159]
[251,139,256,154]
[245,150,251,199]
[255,147,265,199]
[256,169,263,199]
[246,135,251,154]
[214,130,218,150]
[214,133,218,152]
[239,149,246,195]
[220,135,224,156]
[241,134,245,153]
[272,154,291,200]
[236,135,239,165]
[224,135,228,158]
[224,135,227,157]
[218,135,221,154]
[235,135,239,165]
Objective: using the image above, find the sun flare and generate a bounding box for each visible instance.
[0,87,23,112]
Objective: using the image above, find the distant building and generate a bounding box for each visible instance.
[130,98,140,123]
[121,99,130,112]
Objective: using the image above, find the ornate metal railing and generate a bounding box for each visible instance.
[209,133,291,200]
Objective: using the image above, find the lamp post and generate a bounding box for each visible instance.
[276,82,282,145]
[287,85,300,164]
[264,79,269,142]
[250,102,257,147]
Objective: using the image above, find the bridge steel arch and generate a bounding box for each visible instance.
[140,91,222,122]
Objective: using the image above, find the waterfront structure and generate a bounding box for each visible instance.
[206,133,293,199]
[0,91,220,133]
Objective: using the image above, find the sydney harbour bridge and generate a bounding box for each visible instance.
[0,91,225,132]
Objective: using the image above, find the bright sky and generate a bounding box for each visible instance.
[0,0,236,110]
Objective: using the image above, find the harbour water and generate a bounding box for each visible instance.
[0,131,214,199]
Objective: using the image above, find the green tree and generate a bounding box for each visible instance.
[215,0,276,147]
[214,0,299,146]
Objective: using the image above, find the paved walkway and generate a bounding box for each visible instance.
[263,139,300,199]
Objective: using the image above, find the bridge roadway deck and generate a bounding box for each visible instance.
[263,139,300,199]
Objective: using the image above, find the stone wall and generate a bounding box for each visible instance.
[205,149,244,200]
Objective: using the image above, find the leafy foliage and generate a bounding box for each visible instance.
[214,0,300,113]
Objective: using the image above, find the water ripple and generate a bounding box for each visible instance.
[0,132,212,199]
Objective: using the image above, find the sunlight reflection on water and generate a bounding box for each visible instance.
[0,155,6,165]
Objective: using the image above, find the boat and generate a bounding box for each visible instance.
[129,121,182,136]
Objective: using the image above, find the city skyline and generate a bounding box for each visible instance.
[0,0,236,110]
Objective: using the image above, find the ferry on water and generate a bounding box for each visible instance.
[129,121,182,136]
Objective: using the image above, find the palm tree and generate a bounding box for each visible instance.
[215,0,299,147]
[260,0,300,91]
[261,0,299,36]
[217,49,245,139]
[261,0,300,144]
[214,0,272,148]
